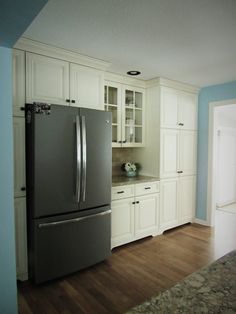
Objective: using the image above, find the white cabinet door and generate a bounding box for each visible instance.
[160,88,178,128]
[178,93,197,130]
[135,193,159,238]
[179,176,196,224]
[13,49,25,117]
[13,117,26,198]
[70,63,104,110]
[160,129,179,179]
[160,178,178,231]
[179,130,197,176]
[111,198,134,248]
[26,53,69,105]
[14,197,28,281]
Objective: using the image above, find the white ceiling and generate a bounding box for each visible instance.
[22,0,236,87]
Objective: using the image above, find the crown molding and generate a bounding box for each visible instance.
[14,37,111,71]
[146,77,200,94]
[104,71,146,88]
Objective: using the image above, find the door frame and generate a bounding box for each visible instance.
[207,98,236,226]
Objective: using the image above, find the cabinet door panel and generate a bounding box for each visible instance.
[14,197,28,281]
[160,129,179,178]
[179,130,197,176]
[160,89,178,128]
[178,93,197,130]
[70,63,104,110]
[135,194,159,238]
[13,117,26,197]
[160,179,178,231]
[179,176,196,224]
[13,49,25,116]
[26,53,69,105]
[111,198,134,248]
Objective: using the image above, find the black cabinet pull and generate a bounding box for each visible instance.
[20,107,25,111]
[136,201,140,204]
[144,187,151,190]
[117,191,124,194]
[132,201,135,204]
[21,187,26,191]
[66,99,70,103]
[71,100,76,104]
[178,123,184,126]
[118,140,122,143]
[123,140,127,143]
[177,171,183,174]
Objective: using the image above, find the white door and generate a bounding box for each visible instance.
[178,93,197,130]
[179,130,197,176]
[179,176,196,224]
[13,49,25,117]
[135,193,159,238]
[13,117,26,198]
[160,88,178,128]
[160,178,179,231]
[160,129,179,178]
[14,197,28,281]
[26,53,69,105]
[70,63,104,109]
[111,198,134,248]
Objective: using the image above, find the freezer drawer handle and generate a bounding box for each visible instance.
[76,116,81,203]
[38,210,112,229]
[81,116,87,202]
[117,191,124,194]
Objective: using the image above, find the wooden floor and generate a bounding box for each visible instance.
[18,224,216,314]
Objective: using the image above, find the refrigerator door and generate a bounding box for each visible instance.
[26,104,80,218]
[79,108,112,211]
[32,206,111,283]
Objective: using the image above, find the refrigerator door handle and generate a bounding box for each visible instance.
[38,210,111,228]
[76,115,81,203]
[81,115,87,202]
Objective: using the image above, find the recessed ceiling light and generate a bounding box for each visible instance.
[127,70,141,76]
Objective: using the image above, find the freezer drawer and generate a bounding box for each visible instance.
[31,208,111,283]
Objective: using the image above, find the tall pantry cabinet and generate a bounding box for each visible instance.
[135,79,198,233]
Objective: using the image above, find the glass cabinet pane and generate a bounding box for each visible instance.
[108,87,117,105]
[104,86,108,104]
[112,125,118,143]
[135,92,142,108]
[135,109,142,126]
[135,127,142,143]
[125,126,134,143]
[125,90,134,106]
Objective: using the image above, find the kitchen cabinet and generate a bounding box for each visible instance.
[160,129,197,179]
[104,81,145,147]
[13,49,25,117]
[111,180,159,248]
[14,197,28,281]
[160,176,195,233]
[26,52,104,109]
[160,87,197,130]
[13,117,26,198]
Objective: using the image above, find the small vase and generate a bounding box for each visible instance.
[126,170,137,177]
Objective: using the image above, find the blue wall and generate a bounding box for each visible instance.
[0,47,17,314]
[196,80,236,220]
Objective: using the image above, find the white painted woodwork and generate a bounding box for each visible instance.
[13,117,26,198]
[160,88,178,128]
[135,193,159,238]
[112,185,135,201]
[178,93,197,130]
[179,130,197,176]
[160,178,179,231]
[13,49,25,117]
[14,197,28,281]
[111,198,134,248]
[70,63,104,109]
[26,52,69,105]
[178,176,196,224]
[160,129,179,178]
[135,181,160,196]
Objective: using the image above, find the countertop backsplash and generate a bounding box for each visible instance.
[112,148,136,176]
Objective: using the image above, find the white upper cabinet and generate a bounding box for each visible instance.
[160,87,197,130]
[26,53,70,105]
[13,49,25,117]
[70,63,104,110]
[13,117,26,197]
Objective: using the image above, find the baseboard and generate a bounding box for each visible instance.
[194,218,210,226]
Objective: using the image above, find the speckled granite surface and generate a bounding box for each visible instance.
[126,250,236,314]
[112,175,159,187]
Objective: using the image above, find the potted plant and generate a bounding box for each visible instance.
[121,162,141,177]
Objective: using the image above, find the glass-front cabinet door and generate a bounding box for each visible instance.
[104,82,122,147]
[122,86,145,147]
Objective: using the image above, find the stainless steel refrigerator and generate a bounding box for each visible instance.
[25,103,112,283]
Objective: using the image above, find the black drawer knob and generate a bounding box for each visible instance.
[21,187,26,191]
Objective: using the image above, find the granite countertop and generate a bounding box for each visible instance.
[126,250,236,314]
[112,175,159,187]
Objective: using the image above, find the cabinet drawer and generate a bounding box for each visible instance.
[112,185,135,200]
[135,181,160,196]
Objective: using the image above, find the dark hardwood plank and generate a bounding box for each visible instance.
[18,224,217,314]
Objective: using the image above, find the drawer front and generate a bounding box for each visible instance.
[112,185,135,200]
[135,181,160,196]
